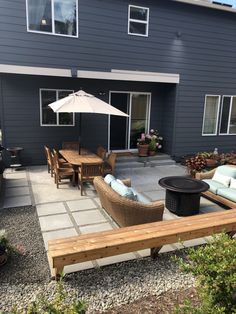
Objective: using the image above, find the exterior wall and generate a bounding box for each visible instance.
[0,74,169,165]
[0,0,236,157]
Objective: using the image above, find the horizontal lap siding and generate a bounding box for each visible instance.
[0,0,236,157]
[0,76,160,165]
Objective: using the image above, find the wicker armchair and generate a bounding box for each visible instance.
[94,176,164,227]
[78,162,102,195]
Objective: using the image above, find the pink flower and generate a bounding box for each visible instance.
[141,133,145,140]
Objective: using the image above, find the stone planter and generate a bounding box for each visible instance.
[137,144,149,157]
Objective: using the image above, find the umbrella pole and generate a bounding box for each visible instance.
[79,113,82,154]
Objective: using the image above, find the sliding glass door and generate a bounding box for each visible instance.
[109,92,151,151]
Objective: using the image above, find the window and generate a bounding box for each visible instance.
[128,5,149,37]
[219,96,236,135]
[40,89,75,126]
[202,95,220,135]
[26,0,78,37]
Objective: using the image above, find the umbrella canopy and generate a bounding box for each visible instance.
[49,90,128,117]
[48,90,129,152]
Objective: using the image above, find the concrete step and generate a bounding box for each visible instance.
[116,153,171,163]
[116,154,176,169]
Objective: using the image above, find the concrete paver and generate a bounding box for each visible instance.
[39,214,73,232]
[72,209,107,226]
[67,199,97,212]
[1,164,227,275]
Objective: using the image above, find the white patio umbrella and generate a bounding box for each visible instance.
[49,90,129,152]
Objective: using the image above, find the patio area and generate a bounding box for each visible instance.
[1,163,226,276]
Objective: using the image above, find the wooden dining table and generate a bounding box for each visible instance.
[59,148,103,167]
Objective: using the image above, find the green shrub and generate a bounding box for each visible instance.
[175,233,236,314]
[11,276,87,314]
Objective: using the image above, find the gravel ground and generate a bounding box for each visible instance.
[0,205,195,313]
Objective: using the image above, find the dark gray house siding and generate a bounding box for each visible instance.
[0,74,170,165]
[0,0,236,164]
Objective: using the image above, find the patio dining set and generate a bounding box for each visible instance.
[44,142,117,195]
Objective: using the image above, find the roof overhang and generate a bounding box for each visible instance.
[0,64,180,84]
[173,0,236,13]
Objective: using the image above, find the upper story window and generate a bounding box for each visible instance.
[202,95,220,136]
[128,5,149,37]
[219,96,236,135]
[26,0,78,37]
[40,89,75,126]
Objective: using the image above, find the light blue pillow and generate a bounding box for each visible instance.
[111,180,135,200]
[104,174,116,185]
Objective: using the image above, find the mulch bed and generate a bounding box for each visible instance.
[101,287,200,314]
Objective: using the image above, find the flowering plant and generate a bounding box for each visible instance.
[137,129,163,151]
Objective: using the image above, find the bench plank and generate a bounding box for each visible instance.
[49,209,234,247]
[48,209,236,278]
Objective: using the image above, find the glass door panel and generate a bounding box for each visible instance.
[110,93,129,150]
[129,94,150,149]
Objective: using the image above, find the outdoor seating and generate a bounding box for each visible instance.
[52,150,75,188]
[196,165,236,208]
[62,142,80,151]
[96,145,107,160]
[78,162,102,195]
[44,146,54,177]
[102,152,117,176]
[94,176,164,227]
[48,209,236,278]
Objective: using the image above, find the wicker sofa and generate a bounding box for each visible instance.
[195,165,236,208]
[93,176,164,227]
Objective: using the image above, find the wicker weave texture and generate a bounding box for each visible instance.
[94,176,164,227]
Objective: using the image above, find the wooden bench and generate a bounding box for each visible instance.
[48,209,236,278]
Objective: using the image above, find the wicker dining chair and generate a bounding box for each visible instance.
[78,162,102,195]
[96,145,107,160]
[52,150,75,188]
[62,142,80,151]
[102,152,117,176]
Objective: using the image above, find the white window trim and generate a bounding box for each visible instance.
[219,95,236,136]
[26,0,79,38]
[202,94,221,136]
[40,88,75,127]
[128,5,149,37]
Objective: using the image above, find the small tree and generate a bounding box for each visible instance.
[175,233,236,314]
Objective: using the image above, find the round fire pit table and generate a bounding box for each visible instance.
[159,176,209,216]
[6,147,24,170]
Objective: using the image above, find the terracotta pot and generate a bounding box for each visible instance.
[138,144,149,157]
[149,150,156,156]
[206,159,217,167]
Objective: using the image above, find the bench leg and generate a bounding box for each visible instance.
[227,231,236,238]
[51,265,64,281]
[151,247,162,259]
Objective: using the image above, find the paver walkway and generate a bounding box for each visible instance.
[1,164,226,275]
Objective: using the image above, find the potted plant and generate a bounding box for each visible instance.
[137,133,150,156]
[148,129,163,156]
[198,151,218,167]
[137,129,163,157]
[185,155,207,177]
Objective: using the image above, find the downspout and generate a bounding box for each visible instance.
[171,82,180,159]
[0,74,5,146]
